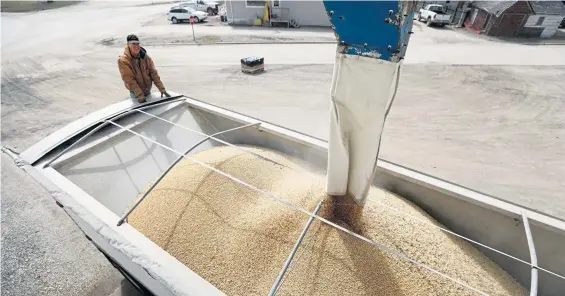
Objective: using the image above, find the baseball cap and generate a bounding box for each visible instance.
[127,34,140,44]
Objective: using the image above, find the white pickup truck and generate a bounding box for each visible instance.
[417,4,451,27]
[176,0,219,15]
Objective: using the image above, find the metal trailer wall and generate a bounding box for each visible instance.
[374,166,565,296]
[18,96,565,295]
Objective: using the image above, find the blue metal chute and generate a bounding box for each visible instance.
[323,0,416,61]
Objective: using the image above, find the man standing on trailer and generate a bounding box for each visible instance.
[118,34,171,103]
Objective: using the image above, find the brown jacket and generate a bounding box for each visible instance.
[118,45,165,98]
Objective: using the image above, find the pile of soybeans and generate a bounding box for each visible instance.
[129,146,526,296]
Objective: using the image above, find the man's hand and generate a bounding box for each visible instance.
[138,96,146,103]
[161,91,171,98]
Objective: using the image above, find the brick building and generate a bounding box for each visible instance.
[464,1,565,38]
[465,1,533,36]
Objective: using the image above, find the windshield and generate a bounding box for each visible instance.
[429,5,444,13]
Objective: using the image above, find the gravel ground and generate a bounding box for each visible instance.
[0,153,134,296]
[2,2,565,295]
[0,0,80,13]
[98,33,334,47]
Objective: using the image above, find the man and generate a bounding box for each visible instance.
[118,34,170,103]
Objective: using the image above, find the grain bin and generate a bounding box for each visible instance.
[14,94,565,295]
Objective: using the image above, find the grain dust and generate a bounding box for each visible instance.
[129,146,526,296]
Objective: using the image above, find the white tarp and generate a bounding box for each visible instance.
[326,53,401,206]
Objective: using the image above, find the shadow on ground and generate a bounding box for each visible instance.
[229,23,334,34]
[109,279,145,296]
[455,24,565,45]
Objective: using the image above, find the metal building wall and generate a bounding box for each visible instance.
[226,0,331,27]
[522,14,565,38]
[278,0,330,27]
[226,0,264,25]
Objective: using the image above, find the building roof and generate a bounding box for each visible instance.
[471,1,517,17]
[529,1,565,15]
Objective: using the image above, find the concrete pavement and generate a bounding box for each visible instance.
[1,152,142,296]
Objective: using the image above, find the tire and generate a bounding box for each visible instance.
[99,251,155,296]
[427,17,433,27]
[207,7,213,15]
[172,17,178,24]
[194,16,200,23]
[418,13,422,22]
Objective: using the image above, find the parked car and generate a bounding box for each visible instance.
[167,7,208,24]
[174,0,219,16]
[417,4,451,27]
